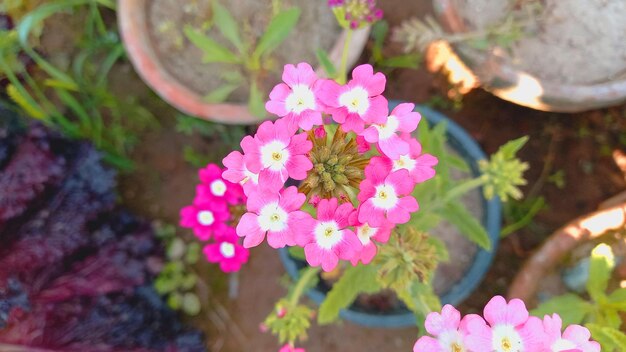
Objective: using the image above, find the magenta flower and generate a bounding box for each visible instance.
[357,158,418,227]
[203,227,249,273]
[362,103,420,159]
[180,200,230,241]
[196,163,244,204]
[348,211,392,265]
[243,118,313,191]
[542,314,600,352]
[318,64,388,134]
[356,135,371,154]
[466,296,546,352]
[236,186,312,249]
[266,63,323,131]
[222,150,260,196]
[279,344,305,352]
[295,198,361,272]
[391,133,438,184]
[413,304,471,352]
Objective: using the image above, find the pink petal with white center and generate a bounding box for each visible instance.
[289,132,314,154]
[203,244,223,262]
[387,169,415,195]
[258,167,288,191]
[317,79,343,111]
[425,304,462,336]
[334,202,355,228]
[483,296,529,326]
[291,110,323,131]
[392,103,421,132]
[351,64,386,96]
[246,188,279,213]
[198,164,222,183]
[413,154,438,183]
[278,186,306,212]
[378,135,409,159]
[222,151,246,183]
[241,136,262,173]
[359,95,388,125]
[517,316,547,351]
[465,315,493,351]
[357,200,386,227]
[562,325,601,352]
[282,62,317,86]
[317,198,339,222]
[334,229,361,260]
[285,154,313,180]
[265,83,291,116]
[386,196,417,224]
[413,336,441,352]
[267,228,296,248]
[364,157,392,184]
[236,212,265,248]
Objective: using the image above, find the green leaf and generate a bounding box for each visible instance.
[167,292,183,310]
[445,154,470,173]
[253,8,301,59]
[203,83,239,103]
[370,20,388,62]
[315,48,337,77]
[442,202,491,250]
[499,136,529,158]
[248,80,266,118]
[6,84,47,120]
[531,293,592,325]
[381,54,422,69]
[211,0,245,53]
[318,265,381,325]
[587,244,615,301]
[586,324,626,352]
[185,242,201,264]
[427,236,449,262]
[607,287,626,311]
[184,25,239,64]
[395,282,441,332]
[287,246,306,261]
[182,292,201,315]
[154,276,176,295]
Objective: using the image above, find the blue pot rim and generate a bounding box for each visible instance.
[278,102,502,328]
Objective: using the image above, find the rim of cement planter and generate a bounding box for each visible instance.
[430,0,626,113]
[118,0,370,125]
[279,102,503,328]
[508,199,626,302]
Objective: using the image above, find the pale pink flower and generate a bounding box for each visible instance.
[348,211,392,265]
[236,186,312,249]
[197,163,244,204]
[222,150,260,196]
[466,296,546,352]
[266,63,323,131]
[542,314,600,352]
[279,344,305,352]
[179,200,230,241]
[243,118,313,191]
[391,133,438,184]
[318,64,388,134]
[357,158,418,227]
[203,227,249,272]
[295,198,361,272]
[361,103,420,159]
[413,304,471,352]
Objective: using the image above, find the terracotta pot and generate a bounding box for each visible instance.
[118,0,370,125]
[508,199,626,302]
[429,0,626,113]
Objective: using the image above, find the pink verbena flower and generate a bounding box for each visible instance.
[279,344,305,352]
[295,198,361,272]
[542,314,600,352]
[243,118,313,191]
[318,64,388,134]
[348,211,392,265]
[413,304,471,352]
[391,133,438,183]
[180,200,230,241]
[197,163,244,204]
[466,296,545,352]
[362,102,420,159]
[203,227,249,272]
[356,135,370,154]
[357,157,418,226]
[266,63,323,131]
[222,150,259,195]
[236,186,311,249]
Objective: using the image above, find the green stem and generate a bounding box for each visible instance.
[289,267,320,307]
[337,29,353,84]
[426,176,486,212]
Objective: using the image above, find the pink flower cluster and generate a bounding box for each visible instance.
[222,62,437,272]
[180,164,249,272]
[414,296,600,352]
[327,0,384,29]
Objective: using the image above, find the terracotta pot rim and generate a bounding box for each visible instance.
[431,0,626,112]
[118,0,370,125]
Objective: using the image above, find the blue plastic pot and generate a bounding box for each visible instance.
[278,102,502,328]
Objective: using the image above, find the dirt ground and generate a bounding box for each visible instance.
[114,1,626,351]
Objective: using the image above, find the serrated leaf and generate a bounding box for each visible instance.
[182,292,201,315]
[211,0,245,53]
[248,80,266,118]
[253,8,301,59]
[442,202,491,250]
[184,25,239,64]
[531,293,592,325]
[315,48,337,77]
[318,265,380,325]
[499,136,529,158]
[587,244,615,301]
[203,83,239,103]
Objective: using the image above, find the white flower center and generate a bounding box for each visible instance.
[375,115,399,140]
[438,330,467,352]
[197,210,215,226]
[392,154,417,172]
[219,242,235,258]
[210,179,227,196]
[285,84,316,114]
[492,325,523,352]
[339,86,370,115]
[260,140,290,171]
[551,338,577,351]
[371,184,398,210]
[357,224,377,245]
[257,202,288,232]
[241,166,259,186]
[314,221,342,249]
